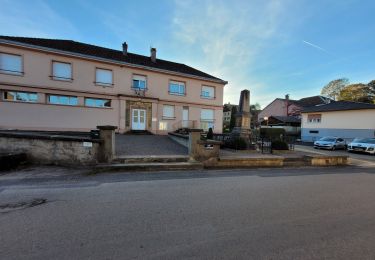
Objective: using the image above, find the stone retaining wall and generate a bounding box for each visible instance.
[0,132,101,165]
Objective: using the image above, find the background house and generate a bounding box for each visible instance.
[301,101,375,142]
[258,95,332,135]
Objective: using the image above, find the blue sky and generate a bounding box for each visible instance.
[1,0,374,107]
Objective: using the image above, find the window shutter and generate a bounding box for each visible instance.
[0,53,22,74]
[163,105,174,118]
[96,69,113,84]
[201,109,214,120]
[202,86,214,97]
[53,62,72,79]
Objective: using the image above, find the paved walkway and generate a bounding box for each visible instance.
[115,134,188,156]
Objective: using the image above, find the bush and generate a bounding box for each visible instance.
[228,137,247,150]
[271,140,289,150]
[260,128,286,140]
[206,128,214,140]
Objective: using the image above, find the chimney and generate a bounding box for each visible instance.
[150,47,156,63]
[122,42,128,56]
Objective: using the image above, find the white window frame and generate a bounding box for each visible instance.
[48,95,78,106]
[52,61,72,81]
[3,91,37,103]
[95,68,113,86]
[0,52,23,76]
[163,105,175,119]
[169,81,186,96]
[132,75,147,90]
[201,85,215,99]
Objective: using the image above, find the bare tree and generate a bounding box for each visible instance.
[321,78,349,100]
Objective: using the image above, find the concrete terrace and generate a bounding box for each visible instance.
[115,134,188,156]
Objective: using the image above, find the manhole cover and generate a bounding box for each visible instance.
[0,198,47,213]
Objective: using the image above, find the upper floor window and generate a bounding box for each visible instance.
[307,114,322,123]
[169,81,185,95]
[48,95,78,106]
[85,98,111,108]
[201,86,215,99]
[132,75,147,89]
[95,68,113,86]
[0,53,23,75]
[163,105,175,119]
[3,91,37,102]
[52,61,72,81]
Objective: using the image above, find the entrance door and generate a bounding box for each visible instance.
[182,107,189,127]
[132,109,146,130]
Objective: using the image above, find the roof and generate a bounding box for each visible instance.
[296,96,330,107]
[302,101,375,113]
[270,116,301,123]
[0,36,226,84]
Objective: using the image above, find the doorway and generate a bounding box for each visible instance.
[132,109,146,130]
[182,106,189,128]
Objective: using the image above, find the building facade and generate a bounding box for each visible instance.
[0,36,227,134]
[301,101,375,142]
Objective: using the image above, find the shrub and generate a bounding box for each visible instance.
[206,128,214,140]
[228,137,247,150]
[271,140,289,150]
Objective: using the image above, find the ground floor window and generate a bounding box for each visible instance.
[163,105,175,119]
[3,91,38,102]
[85,98,111,108]
[201,109,215,131]
[48,95,78,106]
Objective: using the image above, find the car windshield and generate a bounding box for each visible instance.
[319,137,335,142]
[352,138,365,143]
[359,138,375,144]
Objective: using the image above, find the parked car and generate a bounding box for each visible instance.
[347,138,375,155]
[313,137,346,150]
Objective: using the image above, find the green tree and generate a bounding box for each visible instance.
[321,78,349,100]
[339,83,373,103]
[250,103,261,111]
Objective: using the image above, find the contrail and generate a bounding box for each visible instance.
[302,40,329,53]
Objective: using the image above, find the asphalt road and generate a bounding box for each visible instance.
[1,166,375,260]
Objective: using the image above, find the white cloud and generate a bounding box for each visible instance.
[170,0,289,105]
[0,0,79,38]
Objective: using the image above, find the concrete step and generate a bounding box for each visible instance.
[94,161,203,173]
[113,155,190,164]
[283,157,308,167]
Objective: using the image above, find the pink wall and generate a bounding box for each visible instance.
[258,99,301,121]
[0,43,225,133]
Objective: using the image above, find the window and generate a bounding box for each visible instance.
[132,75,147,89]
[85,98,111,108]
[169,81,185,95]
[307,114,322,123]
[163,105,175,119]
[201,109,215,130]
[48,95,78,106]
[3,91,37,102]
[159,122,168,131]
[0,53,23,75]
[95,68,113,86]
[201,86,215,99]
[52,61,72,81]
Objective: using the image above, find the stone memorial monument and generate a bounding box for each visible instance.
[231,89,253,147]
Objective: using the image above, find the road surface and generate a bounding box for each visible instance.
[1,166,375,259]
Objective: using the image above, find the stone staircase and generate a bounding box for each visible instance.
[94,155,203,173]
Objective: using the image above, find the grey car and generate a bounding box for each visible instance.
[314,137,346,150]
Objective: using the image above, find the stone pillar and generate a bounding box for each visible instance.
[97,125,117,163]
[188,129,203,159]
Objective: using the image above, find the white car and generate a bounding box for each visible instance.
[347,138,375,155]
[314,137,346,150]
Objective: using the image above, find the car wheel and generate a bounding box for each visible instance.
[331,146,336,151]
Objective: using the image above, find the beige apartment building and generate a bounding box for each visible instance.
[0,36,227,134]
